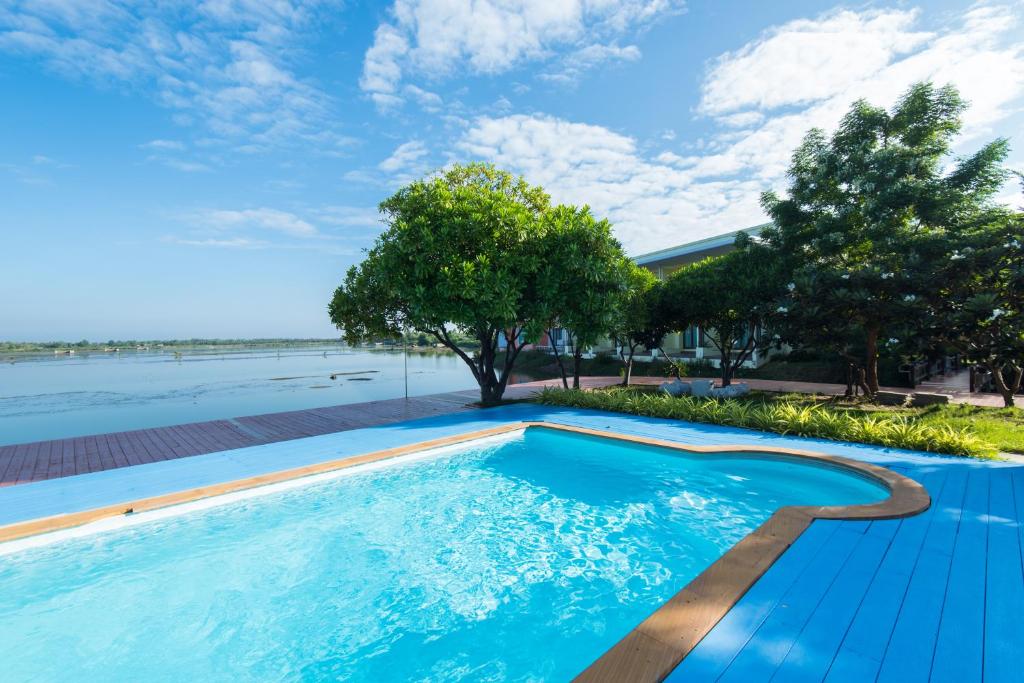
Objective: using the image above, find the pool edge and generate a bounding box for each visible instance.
[558,422,931,683]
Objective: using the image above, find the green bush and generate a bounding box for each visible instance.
[535,387,996,458]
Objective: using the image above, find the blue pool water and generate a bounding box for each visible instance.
[0,427,886,681]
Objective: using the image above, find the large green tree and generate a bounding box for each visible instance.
[759,82,1009,397]
[606,264,667,385]
[328,163,551,405]
[935,209,1023,406]
[536,205,627,388]
[661,240,782,386]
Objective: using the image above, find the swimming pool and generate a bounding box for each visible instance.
[0,425,901,681]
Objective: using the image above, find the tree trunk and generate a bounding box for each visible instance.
[864,326,880,397]
[547,329,569,389]
[720,349,733,387]
[623,354,633,386]
[479,381,503,405]
[844,362,855,399]
[989,362,1022,408]
[572,347,583,389]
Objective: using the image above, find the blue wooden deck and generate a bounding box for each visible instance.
[1,401,1019,681]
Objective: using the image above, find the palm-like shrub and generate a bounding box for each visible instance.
[535,388,995,458]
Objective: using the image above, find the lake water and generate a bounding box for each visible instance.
[0,345,481,446]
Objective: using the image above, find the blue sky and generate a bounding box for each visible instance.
[1,0,1022,341]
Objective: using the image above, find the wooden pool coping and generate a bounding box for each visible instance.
[0,420,930,682]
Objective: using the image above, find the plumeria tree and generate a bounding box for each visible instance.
[758,82,1009,398]
[607,263,667,385]
[935,210,1024,406]
[536,205,628,388]
[328,163,552,405]
[661,239,782,386]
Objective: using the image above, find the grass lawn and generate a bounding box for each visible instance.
[771,394,1024,454]
[916,404,1024,454]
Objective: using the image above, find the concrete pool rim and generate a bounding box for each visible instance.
[0,420,930,682]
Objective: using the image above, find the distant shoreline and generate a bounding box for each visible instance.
[0,338,348,354]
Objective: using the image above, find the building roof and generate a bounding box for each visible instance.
[632,222,771,266]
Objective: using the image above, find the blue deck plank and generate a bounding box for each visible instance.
[715,523,863,681]
[984,469,1024,682]
[877,469,968,682]
[664,522,842,682]
[772,527,894,683]
[930,469,990,683]
[830,470,948,664]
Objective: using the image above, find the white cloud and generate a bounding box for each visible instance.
[0,2,346,149]
[196,208,318,237]
[699,9,932,115]
[379,140,429,172]
[313,205,383,230]
[452,0,1024,256]
[361,0,682,106]
[161,159,211,173]
[167,236,271,249]
[540,43,642,84]
[402,84,443,111]
[691,3,1024,186]
[455,114,767,254]
[140,139,185,151]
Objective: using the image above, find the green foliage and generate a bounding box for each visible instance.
[606,264,668,384]
[933,208,1024,406]
[536,205,629,387]
[329,163,553,403]
[536,387,996,458]
[758,82,1010,396]
[917,404,1024,454]
[660,241,783,386]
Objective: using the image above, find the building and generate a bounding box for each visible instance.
[622,223,779,368]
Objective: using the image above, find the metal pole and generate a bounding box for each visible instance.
[403,328,408,400]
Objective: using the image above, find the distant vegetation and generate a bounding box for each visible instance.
[0,338,345,353]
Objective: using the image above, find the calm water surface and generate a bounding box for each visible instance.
[0,345,481,445]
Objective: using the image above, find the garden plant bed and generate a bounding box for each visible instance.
[536,386,1024,458]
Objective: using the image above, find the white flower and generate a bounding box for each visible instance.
[990,308,1006,320]
[881,272,894,279]
[787,282,796,291]
[950,252,965,261]
[888,338,900,345]
[776,306,788,313]
[840,273,850,280]
[903,294,917,302]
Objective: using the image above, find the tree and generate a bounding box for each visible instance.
[759,82,1009,397]
[607,264,667,385]
[536,205,627,388]
[936,210,1023,406]
[328,163,552,405]
[661,242,781,386]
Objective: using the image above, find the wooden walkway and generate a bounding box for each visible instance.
[666,461,1022,682]
[0,390,487,486]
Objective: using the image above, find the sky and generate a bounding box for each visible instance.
[1,0,1022,341]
